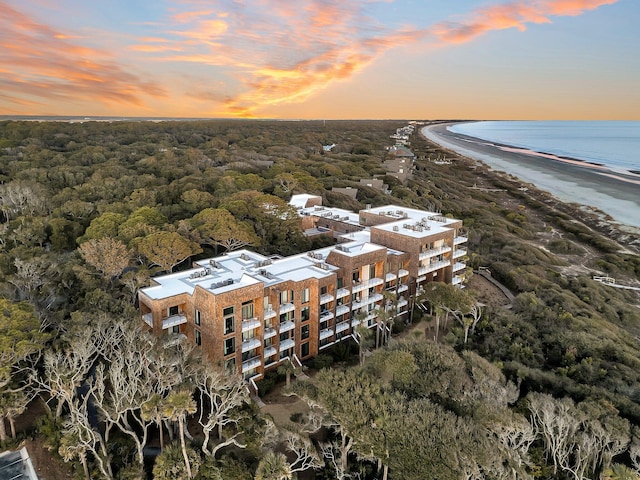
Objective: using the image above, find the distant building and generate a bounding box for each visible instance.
[384,145,416,183]
[139,195,467,385]
[331,186,358,199]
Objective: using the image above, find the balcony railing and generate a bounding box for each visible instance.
[241,337,261,353]
[418,245,452,260]
[454,235,468,245]
[162,312,187,330]
[352,293,383,310]
[418,260,451,275]
[336,321,350,333]
[142,313,153,327]
[397,284,408,293]
[279,320,295,333]
[279,303,295,314]
[385,273,397,281]
[320,310,334,321]
[336,287,350,298]
[264,308,277,319]
[320,293,334,305]
[453,262,466,272]
[452,248,467,259]
[320,328,334,340]
[279,339,295,351]
[453,275,465,286]
[241,318,261,332]
[398,269,409,278]
[264,346,277,358]
[336,305,350,317]
[264,327,277,339]
[352,277,384,293]
[242,356,261,373]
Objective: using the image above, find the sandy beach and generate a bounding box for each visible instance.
[422,123,640,230]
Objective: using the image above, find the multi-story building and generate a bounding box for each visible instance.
[138,195,467,385]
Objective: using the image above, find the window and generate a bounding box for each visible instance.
[223,306,235,334]
[169,305,179,316]
[241,300,254,320]
[352,270,359,283]
[301,342,310,357]
[280,331,290,342]
[195,330,202,346]
[194,309,201,326]
[224,338,235,356]
[171,325,180,334]
[301,288,310,304]
[320,285,327,295]
[280,290,289,304]
[280,312,291,324]
[337,277,344,289]
[301,324,310,340]
[301,307,310,322]
[224,358,236,373]
[369,264,376,279]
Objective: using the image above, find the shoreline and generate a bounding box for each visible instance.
[421,123,640,231]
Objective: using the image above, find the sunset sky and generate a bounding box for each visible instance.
[1,0,637,120]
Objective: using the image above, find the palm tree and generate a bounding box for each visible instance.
[164,389,197,478]
[255,451,292,480]
[277,359,295,387]
[141,393,167,452]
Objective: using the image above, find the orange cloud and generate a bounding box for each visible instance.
[0,1,166,110]
[143,0,616,117]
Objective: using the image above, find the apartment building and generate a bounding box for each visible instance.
[138,195,467,383]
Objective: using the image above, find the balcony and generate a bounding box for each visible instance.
[279,320,295,333]
[453,262,466,272]
[320,310,334,321]
[162,312,187,330]
[336,287,350,299]
[352,277,384,293]
[320,293,334,305]
[397,284,408,293]
[264,327,277,339]
[242,356,261,373]
[241,318,261,332]
[454,235,468,245]
[398,269,409,278]
[336,305,350,317]
[142,313,153,328]
[264,346,277,358]
[241,337,261,353]
[352,293,383,310]
[279,339,295,351]
[452,248,467,259]
[320,328,334,340]
[385,273,397,282]
[418,245,452,260]
[336,321,350,334]
[264,307,277,319]
[418,260,451,275]
[279,303,295,314]
[417,275,426,282]
[453,275,465,286]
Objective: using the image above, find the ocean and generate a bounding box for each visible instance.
[448,121,640,175]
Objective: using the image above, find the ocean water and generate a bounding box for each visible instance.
[448,121,640,174]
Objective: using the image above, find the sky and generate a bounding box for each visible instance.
[1,0,638,120]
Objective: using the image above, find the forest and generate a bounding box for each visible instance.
[1,118,640,479]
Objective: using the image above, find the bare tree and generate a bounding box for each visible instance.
[78,237,132,280]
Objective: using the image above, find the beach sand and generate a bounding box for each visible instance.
[422,123,640,230]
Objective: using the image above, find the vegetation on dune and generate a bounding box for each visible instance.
[0,118,639,479]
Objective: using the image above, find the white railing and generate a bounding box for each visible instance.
[264,346,277,358]
[418,245,452,260]
[452,275,464,285]
[352,293,383,310]
[241,337,261,353]
[279,339,295,351]
[336,305,350,316]
[352,278,384,293]
[264,308,277,319]
[162,313,187,330]
[320,328,334,340]
[452,248,467,259]
[454,236,468,245]
[320,293,334,304]
[336,288,350,298]
[279,303,295,314]
[279,320,295,333]
[320,310,334,321]
[142,313,153,327]
[264,327,277,339]
[398,269,409,277]
[242,356,261,372]
[241,318,261,332]
[453,262,466,272]
[336,321,350,333]
[419,260,451,275]
[385,273,397,281]
[397,284,408,293]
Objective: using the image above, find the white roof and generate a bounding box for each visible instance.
[289,194,321,209]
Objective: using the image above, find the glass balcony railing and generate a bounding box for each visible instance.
[162,312,187,330]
